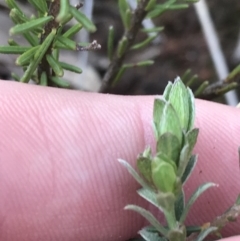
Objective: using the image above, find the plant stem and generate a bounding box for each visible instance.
[38,0,61,85]
[100,0,149,93]
[164,208,177,230]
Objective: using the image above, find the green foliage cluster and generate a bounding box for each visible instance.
[0,0,96,87]
[104,0,199,88]
[120,78,240,241]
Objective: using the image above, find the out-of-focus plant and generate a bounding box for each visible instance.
[100,0,199,92]
[119,77,240,241]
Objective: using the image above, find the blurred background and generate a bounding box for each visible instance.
[0,0,240,103]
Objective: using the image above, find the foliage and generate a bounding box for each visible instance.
[120,78,240,241]
[0,0,100,87]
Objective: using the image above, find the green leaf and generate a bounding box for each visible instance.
[16,45,40,66]
[194,80,209,97]
[137,188,160,209]
[141,26,164,33]
[163,82,173,100]
[46,54,64,77]
[0,45,31,54]
[118,0,130,29]
[125,9,132,30]
[10,16,53,35]
[137,156,152,184]
[27,0,48,13]
[174,190,185,221]
[139,227,167,241]
[6,0,22,11]
[57,0,70,23]
[179,182,217,223]
[145,0,157,11]
[107,26,114,60]
[181,155,197,184]
[10,8,29,24]
[168,77,191,131]
[56,36,77,50]
[63,23,83,38]
[125,205,168,237]
[131,35,157,50]
[147,3,170,19]
[70,6,96,32]
[112,66,127,86]
[195,227,218,241]
[11,73,21,81]
[59,62,82,74]
[117,36,128,57]
[177,129,199,177]
[118,159,150,189]
[152,156,177,193]
[20,29,57,83]
[50,76,70,88]
[158,102,183,144]
[40,71,47,86]
[153,98,165,140]
[8,39,19,46]
[187,86,195,130]
[157,132,181,164]
[235,194,240,205]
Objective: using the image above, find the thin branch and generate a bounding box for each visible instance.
[194,0,238,105]
[187,203,240,241]
[198,71,240,100]
[100,0,149,93]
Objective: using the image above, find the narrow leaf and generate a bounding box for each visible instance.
[56,36,77,50]
[11,73,21,81]
[175,190,185,221]
[163,82,173,100]
[131,35,157,50]
[117,36,128,57]
[20,29,57,83]
[118,159,150,189]
[137,188,160,210]
[10,16,53,35]
[107,26,114,60]
[16,45,40,66]
[57,0,70,23]
[0,46,31,54]
[118,0,129,28]
[141,26,164,33]
[181,155,197,184]
[195,227,218,241]
[27,0,48,13]
[63,23,83,38]
[179,183,217,223]
[70,6,96,32]
[50,76,70,88]
[6,0,21,11]
[145,0,157,11]
[139,227,167,241]
[125,205,168,237]
[59,62,82,74]
[46,54,64,77]
[40,71,47,86]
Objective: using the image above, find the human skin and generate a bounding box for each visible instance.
[0,81,239,241]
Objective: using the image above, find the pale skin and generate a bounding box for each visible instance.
[0,80,239,241]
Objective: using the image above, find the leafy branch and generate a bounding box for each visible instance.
[100,0,199,93]
[0,0,100,87]
[120,78,240,241]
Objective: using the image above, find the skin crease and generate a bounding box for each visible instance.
[0,81,239,241]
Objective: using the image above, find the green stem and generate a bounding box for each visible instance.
[164,208,177,230]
